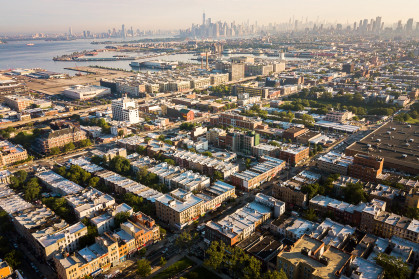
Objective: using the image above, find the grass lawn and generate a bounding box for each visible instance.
[406,118,419,124]
[152,257,195,279]
[184,266,222,279]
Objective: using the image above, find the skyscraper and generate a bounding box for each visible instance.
[406,18,414,32]
[69,27,72,37]
[203,12,206,26]
[375,16,382,33]
[121,24,126,39]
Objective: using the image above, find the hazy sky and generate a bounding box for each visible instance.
[1,0,418,34]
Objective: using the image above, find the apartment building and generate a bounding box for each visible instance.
[252,143,279,158]
[155,189,203,230]
[34,125,87,154]
[273,170,321,208]
[276,234,352,279]
[3,95,32,111]
[231,158,285,191]
[277,144,309,166]
[37,222,88,260]
[0,140,28,166]
[270,216,317,241]
[69,158,163,202]
[197,181,236,212]
[0,170,12,185]
[347,154,384,182]
[324,111,353,123]
[206,128,227,147]
[166,150,239,179]
[111,96,140,124]
[110,229,136,262]
[36,170,84,196]
[282,127,309,141]
[309,195,386,228]
[166,106,194,121]
[204,194,283,246]
[317,152,354,175]
[210,112,267,130]
[232,85,270,99]
[54,233,119,279]
[225,131,260,155]
[66,187,115,219]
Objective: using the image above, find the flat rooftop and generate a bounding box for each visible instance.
[346,121,419,174]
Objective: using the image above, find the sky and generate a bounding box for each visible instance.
[1,0,418,34]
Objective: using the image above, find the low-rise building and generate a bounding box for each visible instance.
[231,157,285,191]
[155,189,203,230]
[317,152,354,175]
[36,170,84,196]
[54,233,119,279]
[66,187,115,219]
[273,171,321,208]
[63,85,111,100]
[167,149,239,179]
[276,234,353,279]
[0,140,28,166]
[270,216,317,241]
[205,194,283,246]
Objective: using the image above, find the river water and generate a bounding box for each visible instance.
[0,38,303,75]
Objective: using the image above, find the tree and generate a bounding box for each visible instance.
[304,208,318,222]
[176,231,197,252]
[63,142,75,152]
[204,241,225,271]
[136,146,147,155]
[213,171,224,181]
[245,158,252,169]
[114,211,131,227]
[301,114,315,127]
[91,155,106,165]
[343,183,367,205]
[405,207,419,220]
[50,147,61,155]
[263,270,288,279]
[4,250,21,269]
[375,253,410,279]
[118,130,125,137]
[80,139,92,147]
[159,227,166,239]
[202,151,213,157]
[15,170,27,183]
[160,256,167,266]
[24,178,41,202]
[109,156,131,175]
[138,247,147,257]
[88,177,100,188]
[136,259,151,277]
[164,159,175,166]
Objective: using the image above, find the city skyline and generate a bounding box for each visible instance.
[1,0,419,34]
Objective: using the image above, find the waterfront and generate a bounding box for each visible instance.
[0,39,306,75]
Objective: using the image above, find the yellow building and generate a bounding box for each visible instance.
[0,261,12,278]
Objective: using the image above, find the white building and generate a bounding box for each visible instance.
[111,96,140,124]
[63,85,111,100]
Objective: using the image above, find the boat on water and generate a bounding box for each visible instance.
[26,43,35,46]
[252,49,264,55]
[222,49,232,55]
[130,60,178,70]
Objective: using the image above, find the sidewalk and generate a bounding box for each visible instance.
[146,252,186,278]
